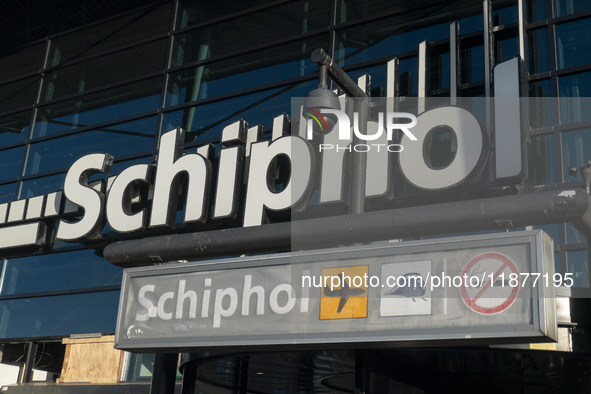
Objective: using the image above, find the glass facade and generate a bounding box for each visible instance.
[0,1,591,387]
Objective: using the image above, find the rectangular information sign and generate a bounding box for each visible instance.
[115,230,557,351]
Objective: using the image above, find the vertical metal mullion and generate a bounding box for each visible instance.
[450,22,460,105]
[20,341,37,383]
[328,0,338,88]
[518,0,527,62]
[418,40,428,114]
[354,351,368,394]
[483,0,493,99]
[386,57,400,112]
[149,353,178,394]
[156,0,180,150]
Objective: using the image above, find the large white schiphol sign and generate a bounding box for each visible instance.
[115,231,556,351]
[0,56,524,250]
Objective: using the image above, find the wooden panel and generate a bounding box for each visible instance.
[60,335,124,383]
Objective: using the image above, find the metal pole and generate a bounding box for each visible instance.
[20,341,37,383]
[311,49,367,101]
[150,353,178,394]
[105,188,591,267]
[180,363,197,394]
[354,351,367,394]
[310,48,369,214]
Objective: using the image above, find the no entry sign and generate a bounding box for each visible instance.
[460,252,520,314]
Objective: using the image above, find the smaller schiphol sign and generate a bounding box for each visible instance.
[115,231,556,351]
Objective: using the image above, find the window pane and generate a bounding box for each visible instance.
[26,117,158,175]
[46,4,171,67]
[562,128,591,182]
[492,0,518,26]
[556,19,591,70]
[171,1,330,67]
[399,57,418,97]
[166,37,327,107]
[553,0,591,18]
[527,133,556,185]
[176,0,277,29]
[162,80,316,144]
[42,40,167,102]
[345,65,387,97]
[0,77,40,113]
[125,353,155,381]
[528,28,550,74]
[0,291,120,339]
[559,73,591,124]
[566,223,586,244]
[495,36,519,63]
[20,174,66,199]
[33,78,162,138]
[0,183,17,204]
[529,80,554,128]
[0,43,45,84]
[534,224,560,243]
[460,44,485,84]
[527,0,548,22]
[1,250,121,295]
[567,250,589,288]
[0,111,32,146]
[335,19,448,67]
[0,147,25,181]
[336,0,482,27]
[430,51,450,91]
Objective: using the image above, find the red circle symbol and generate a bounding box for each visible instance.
[459,252,519,315]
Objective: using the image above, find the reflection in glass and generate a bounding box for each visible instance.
[559,74,591,124]
[162,81,316,145]
[430,51,450,91]
[0,111,32,145]
[0,43,45,83]
[566,223,586,244]
[0,147,25,181]
[399,57,418,97]
[0,291,120,339]
[528,29,550,74]
[556,19,591,70]
[335,22,447,67]
[166,38,327,106]
[534,224,560,244]
[460,44,485,84]
[42,40,167,102]
[1,250,121,295]
[26,117,158,175]
[0,77,40,113]
[562,128,591,182]
[46,4,171,67]
[527,0,547,22]
[171,1,329,67]
[553,0,591,18]
[492,0,518,26]
[528,80,554,128]
[33,78,162,138]
[528,134,555,185]
[125,353,155,381]
[0,183,17,204]
[567,250,589,288]
[495,36,519,63]
[334,2,482,67]
[20,174,67,199]
[176,0,277,29]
